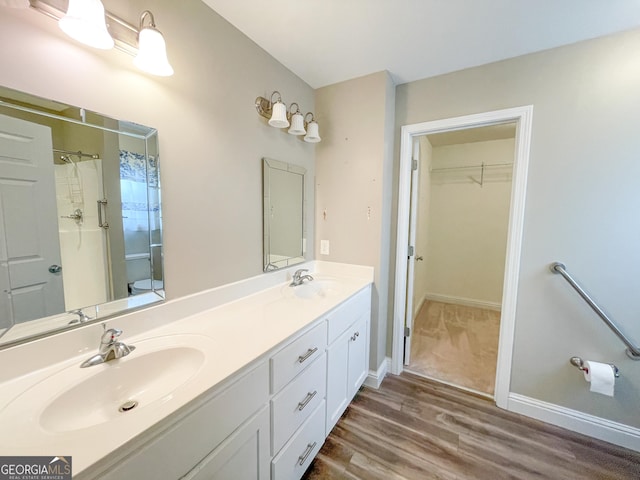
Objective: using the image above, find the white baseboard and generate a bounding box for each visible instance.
[413,294,428,317]
[508,393,640,452]
[425,293,501,311]
[365,357,391,389]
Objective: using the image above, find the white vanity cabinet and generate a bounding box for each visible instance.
[77,282,372,480]
[92,362,271,480]
[325,286,371,435]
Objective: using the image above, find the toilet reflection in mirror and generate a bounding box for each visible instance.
[263,158,306,271]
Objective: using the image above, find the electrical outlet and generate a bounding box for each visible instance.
[320,240,330,255]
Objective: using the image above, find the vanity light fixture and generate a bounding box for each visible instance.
[59,0,114,50]
[255,91,321,142]
[133,10,174,77]
[24,0,174,77]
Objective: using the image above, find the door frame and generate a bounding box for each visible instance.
[391,106,533,408]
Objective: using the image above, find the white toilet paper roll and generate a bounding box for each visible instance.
[583,360,615,396]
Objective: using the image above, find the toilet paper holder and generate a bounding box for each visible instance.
[570,356,619,378]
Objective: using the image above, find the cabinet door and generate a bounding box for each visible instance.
[347,314,369,399]
[182,406,270,480]
[325,329,350,436]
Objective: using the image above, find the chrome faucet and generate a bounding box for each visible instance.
[290,268,314,287]
[80,327,136,368]
[68,309,92,325]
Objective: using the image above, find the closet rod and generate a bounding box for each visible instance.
[430,162,513,173]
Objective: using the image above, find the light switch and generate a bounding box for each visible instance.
[320,240,330,255]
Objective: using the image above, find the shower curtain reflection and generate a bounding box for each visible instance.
[120,149,162,294]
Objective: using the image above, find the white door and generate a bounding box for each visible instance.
[0,113,64,327]
[403,139,420,365]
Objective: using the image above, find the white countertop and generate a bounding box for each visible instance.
[0,262,373,476]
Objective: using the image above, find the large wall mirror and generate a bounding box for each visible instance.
[263,158,306,271]
[0,85,163,348]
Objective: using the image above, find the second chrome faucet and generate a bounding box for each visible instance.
[290,268,314,287]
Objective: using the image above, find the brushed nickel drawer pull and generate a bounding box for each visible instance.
[297,442,317,466]
[297,347,318,363]
[297,390,317,411]
[350,331,360,341]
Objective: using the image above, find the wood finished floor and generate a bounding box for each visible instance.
[408,301,501,396]
[302,373,640,479]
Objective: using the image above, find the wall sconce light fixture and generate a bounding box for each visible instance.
[133,10,174,77]
[255,91,321,143]
[303,113,321,143]
[287,103,306,135]
[17,0,173,77]
[59,0,114,50]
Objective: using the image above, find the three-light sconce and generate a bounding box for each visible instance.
[255,91,321,143]
[0,0,173,77]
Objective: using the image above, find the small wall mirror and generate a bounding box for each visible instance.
[0,85,163,347]
[263,158,306,271]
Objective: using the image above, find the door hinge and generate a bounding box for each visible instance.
[412,159,418,171]
[408,245,414,257]
[404,326,411,337]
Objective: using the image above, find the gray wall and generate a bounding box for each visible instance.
[315,71,395,372]
[0,0,315,299]
[395,28,640,427]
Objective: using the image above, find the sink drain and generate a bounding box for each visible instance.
[118,400,139,412]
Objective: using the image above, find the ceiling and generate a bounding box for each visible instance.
[201,0,640,89]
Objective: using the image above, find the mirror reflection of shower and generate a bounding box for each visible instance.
[53,148,109,312]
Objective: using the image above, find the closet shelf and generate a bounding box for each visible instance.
[430,162,513,187]
[429,162,513,173]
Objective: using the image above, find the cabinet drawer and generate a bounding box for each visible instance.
[271,321,327,393]
[271,352,326,455]
[271,401,325,480]
[326,286,371,344]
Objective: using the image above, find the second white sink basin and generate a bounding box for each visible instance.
[283,279,339,299]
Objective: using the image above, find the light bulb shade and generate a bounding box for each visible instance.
[269,101,289,128]
[59,0,114,50]
[288,112,306,135]
[134,27,174,76]
[303,121,321,143]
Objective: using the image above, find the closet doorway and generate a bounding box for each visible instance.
[406,125,516,397]
[392,107,533,408]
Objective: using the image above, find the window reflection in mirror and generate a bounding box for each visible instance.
[263,158,306,271]
[0,85,163,347]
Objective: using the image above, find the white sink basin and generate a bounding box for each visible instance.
[283,279,339,299]
[1,334,212,435]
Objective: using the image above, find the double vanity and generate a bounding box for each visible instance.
[0,261,373,479]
